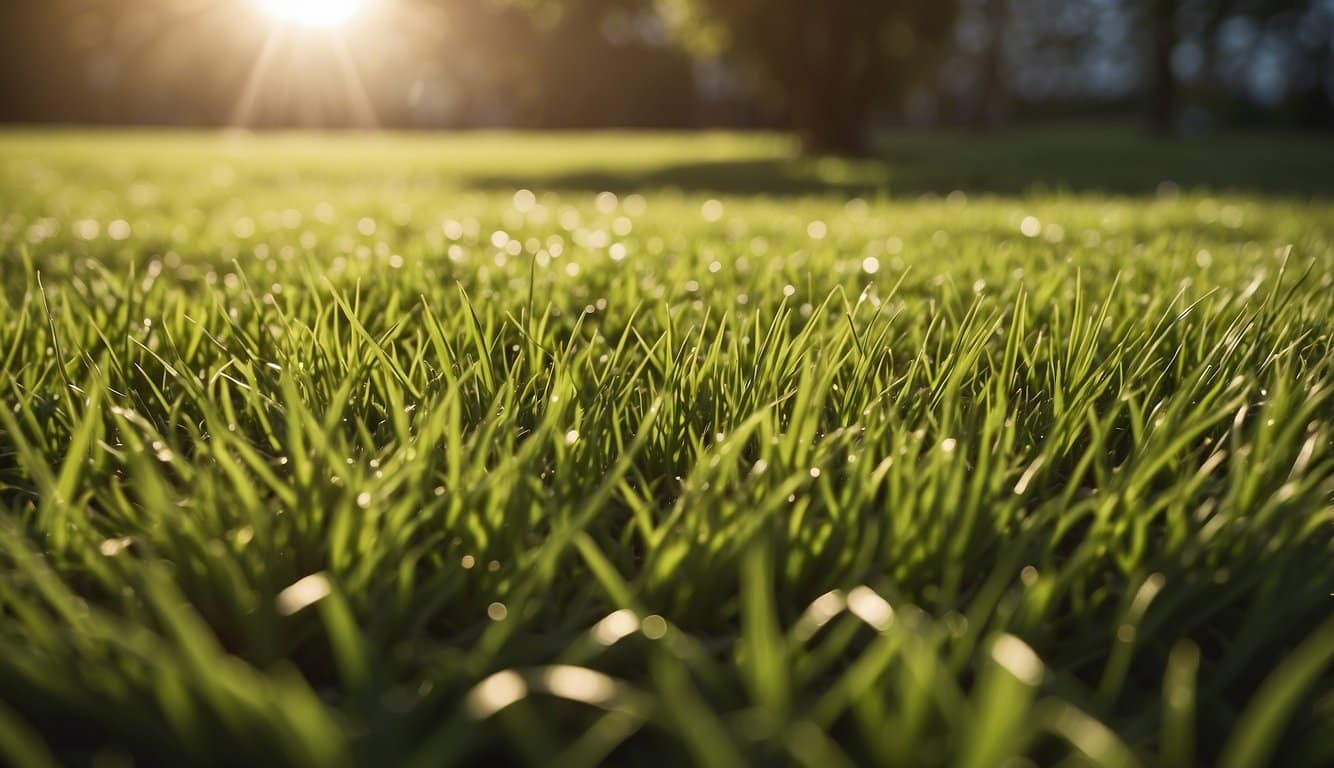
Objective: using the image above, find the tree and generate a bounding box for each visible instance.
[972,0,1010,130]
[1148,0,1179,132]
[656,0,959,154]
[1138,0,1333,133]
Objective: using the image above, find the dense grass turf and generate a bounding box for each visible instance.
[1,131,1332,767]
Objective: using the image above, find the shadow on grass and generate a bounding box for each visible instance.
[468,129,1334,199]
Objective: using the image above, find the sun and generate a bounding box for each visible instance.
[256,0,367,28]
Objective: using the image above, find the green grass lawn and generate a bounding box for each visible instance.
[1,130,1332,767]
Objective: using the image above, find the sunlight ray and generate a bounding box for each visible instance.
[330,34,381,130]
[229,26,287,128]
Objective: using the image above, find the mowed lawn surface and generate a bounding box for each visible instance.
[1,131,1332,767]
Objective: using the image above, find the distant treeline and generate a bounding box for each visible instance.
[0,0,1330,136]
[0,0,715,130]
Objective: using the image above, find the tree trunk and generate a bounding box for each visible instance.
[972,0,1009,130]
[1149,0,1178,133]
[791,7,876,156]
[799,103,872,155]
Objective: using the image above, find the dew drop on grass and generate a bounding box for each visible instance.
[623,193,647,216]
[595,191,618,214]
[991,634,1044,685]
[99,537,133,557]
[593,609,639,646]
[805,591,845,630]
[467,671,527,718]
[276,573,331,616]
[541,666,619,706]
[641,615,669,639]
[847,586,893,630]
[74,219,100,240]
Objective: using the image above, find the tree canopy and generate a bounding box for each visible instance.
[657,0,959,154]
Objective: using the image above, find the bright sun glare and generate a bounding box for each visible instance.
[257,0,367,27]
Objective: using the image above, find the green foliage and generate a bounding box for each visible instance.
[0,131,1332,766]
[657,0,959,151]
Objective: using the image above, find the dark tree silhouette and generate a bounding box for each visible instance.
[1149,0,1179,132]
[972,0,1010,130]
[658,0,959,154]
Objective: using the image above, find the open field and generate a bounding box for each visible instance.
[1,130,1332,766]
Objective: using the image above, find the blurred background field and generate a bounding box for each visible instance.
[3,0,1333,150]
[5,126,1334,199]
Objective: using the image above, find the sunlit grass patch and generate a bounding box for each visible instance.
[0,131,1332,767]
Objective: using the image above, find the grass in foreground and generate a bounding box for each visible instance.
[0,131,1332,767]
